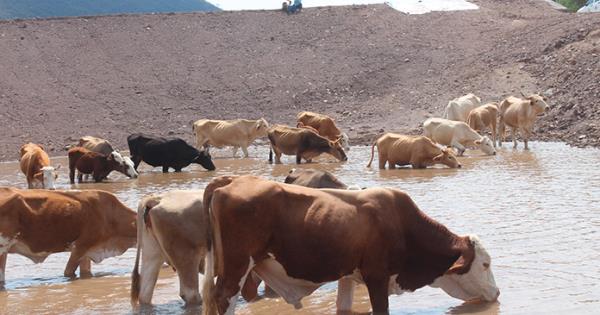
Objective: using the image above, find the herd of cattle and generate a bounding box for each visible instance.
[2,92,549,314]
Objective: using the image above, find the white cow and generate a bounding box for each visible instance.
[423,118,496,156]
[192,118,269,158]
[444,93,482,122]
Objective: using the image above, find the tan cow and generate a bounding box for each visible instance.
[498,94,550,149]
[78,136,115,155]
[297,111,350,151]
[268,125,347,164]
[0,188,136,283]
[131,190,209,306]
[467,103,499,147]
[19,143,59,190]
[201,175,499,315]
[192,118,269,158]
[367,133,461,169]
[423,118,496,156]
[444,93,482,122]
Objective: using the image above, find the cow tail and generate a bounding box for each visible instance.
[131,195,160,306]
[130,198,146,306]
[202,177,235,315]
[366,138,377,168]
[268,133,275,163]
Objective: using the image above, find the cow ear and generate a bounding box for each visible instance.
[474,139,482,145]
[433,153,444,162]
[445,239,475,275]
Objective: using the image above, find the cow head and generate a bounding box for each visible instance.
[527,94,550,115]
[195,149,216,171]
[474,136,496,155]
[109,151,138,179]
[338,133,351,151]
[35,165,58,190]
[255,118,270,137]
[328,139,348,162]
[431,235,500,303]
[433,149,461,168]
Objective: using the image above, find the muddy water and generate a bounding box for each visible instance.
[1,142,599,314]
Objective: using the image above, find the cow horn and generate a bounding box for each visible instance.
[520,91,527,98]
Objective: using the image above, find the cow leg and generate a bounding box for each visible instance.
[64,247,91,278]
[511,127,518,149]
[0,252,7,284]
[132,156,142,170]
[364,277,389,315]
[378,154,387,169]
[174,254,202,305]
[215,257,254,315]
[241,146,249,158]
[491,122,497,148]
[296,153,303,164]
[232,146,239,158]
[450,140,466,156]
[521,126,530,150]
[336,277,355,312]
[162,166,169,173]
[138,231,165,304]
[79,257,92,278]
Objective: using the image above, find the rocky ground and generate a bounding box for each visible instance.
[0,0,598,161]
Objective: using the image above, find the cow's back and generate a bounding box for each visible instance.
[79,136,114,155]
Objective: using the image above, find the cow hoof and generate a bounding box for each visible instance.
[80,271,93,278]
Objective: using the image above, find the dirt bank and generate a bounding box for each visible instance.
[0,0,598,161]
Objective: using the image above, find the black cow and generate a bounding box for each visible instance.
[127,133,216,172]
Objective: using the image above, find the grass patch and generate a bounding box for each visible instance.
[554,0,588,11]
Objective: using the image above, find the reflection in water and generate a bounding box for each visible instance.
[1,142,599,314]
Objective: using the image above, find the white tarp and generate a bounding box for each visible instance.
[208,0,478,14]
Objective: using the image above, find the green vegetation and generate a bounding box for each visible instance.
[555,0,588,11]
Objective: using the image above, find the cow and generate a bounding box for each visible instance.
[192,118,269,158]
[366,133,461,169]
[444,93,482,122]
[296,122,320,135]
[267,125,347,164]
[297,111,350,151]
[19,143,60,190]
[68,147,138,183]
[497,94,550,149]
[77,136,115,155]
[200,175,500,315]
[423,118,496,156]
[127,133,216,172]
[467,103,499,147]
[76,136,136,181]
[0,188,137,283]
[131,190,209,306]
[284,168,348,189]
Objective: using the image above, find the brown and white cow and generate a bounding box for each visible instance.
[19,143,60,190]
[192,118,269,158]
[297,111,350,151]
[367,133,461,169]
[201,175,499,315]
[498,94,550,149]
[0,188,136,283]
[444,93,482,122]
[467,103,499,147]
[284,168,349,189]
[78,136,115,155]
[423,118,496,156]
[268,125,347,164]
[68,147,138,183]
[131,190,209,306]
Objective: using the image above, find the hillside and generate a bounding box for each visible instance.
[0,0,218,20]
[0,0,598,161]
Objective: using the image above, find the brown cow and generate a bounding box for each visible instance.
[192,118,269,158]
[498,94,550,149]
[201,175,499,315]
[0,188,136,283]
[467,103,499,147]
[78,136,115,155]
[131,190,209,306]
[19,143,60,190]
[297,111,350,151]
[267,125,347,164]
[367,133,461,169]
[68,147,138,183]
